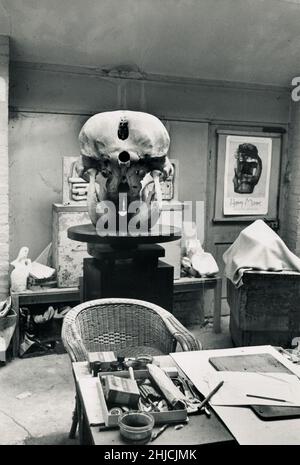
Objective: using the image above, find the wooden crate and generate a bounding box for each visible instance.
[227,270,300,348]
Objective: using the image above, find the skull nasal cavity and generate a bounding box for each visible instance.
[118,120,129,140]
[119,151,130,163]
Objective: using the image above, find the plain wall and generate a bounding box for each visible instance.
[8,62,290,261]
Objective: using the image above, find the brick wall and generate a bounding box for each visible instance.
[0,35,9,300]
[282,102,300,256]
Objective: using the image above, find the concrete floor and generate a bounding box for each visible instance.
[0,316,232,445]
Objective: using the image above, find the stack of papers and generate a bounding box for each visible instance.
[204,371,300,407]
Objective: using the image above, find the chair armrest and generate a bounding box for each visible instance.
[161,313,202,351]
[61,312,89,362]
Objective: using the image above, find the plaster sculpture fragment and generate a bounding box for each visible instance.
[10,247,31,292]
[181,223,219,277]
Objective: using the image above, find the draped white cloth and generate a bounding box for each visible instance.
[223,220,300,287]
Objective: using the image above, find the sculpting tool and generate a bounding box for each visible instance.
[185,379,211,417]
[151,423,170,442]
[197,381,224,409]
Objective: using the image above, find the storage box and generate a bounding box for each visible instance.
[87,351,117,373]
[104,375,140,407]
[97,369,187,427]
[227,270,300,348]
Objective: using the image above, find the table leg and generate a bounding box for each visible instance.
[69,397,78,439]
[77,392,84,444]
[213,278,222,333]
[11,295,19,358]
[77,386,93,445]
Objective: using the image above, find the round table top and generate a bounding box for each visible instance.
[68,223,181,247]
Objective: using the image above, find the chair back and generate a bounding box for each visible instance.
[62,298,178,361]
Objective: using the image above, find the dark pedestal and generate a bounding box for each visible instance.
[82,255,174,312]
[68,224,180,313]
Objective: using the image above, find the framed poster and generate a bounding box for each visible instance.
[223,136,272,215]
[214,129,282,222]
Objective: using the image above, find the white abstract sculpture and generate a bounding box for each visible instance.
[181,223,219,277]
[10,247,31,292]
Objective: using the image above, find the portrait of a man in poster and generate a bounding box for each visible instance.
[223,136,272,215]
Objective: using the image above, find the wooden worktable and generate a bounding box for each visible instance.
[72,357,234,446]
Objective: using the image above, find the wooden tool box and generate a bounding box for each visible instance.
[96,368,188,427]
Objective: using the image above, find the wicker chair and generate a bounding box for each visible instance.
[61,298,201,438]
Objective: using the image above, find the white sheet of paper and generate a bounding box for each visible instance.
[204,371,300,406]
[171,346,300,445]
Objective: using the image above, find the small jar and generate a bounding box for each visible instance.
[118,411,154,444]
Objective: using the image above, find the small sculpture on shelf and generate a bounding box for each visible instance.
[10,246,56,292]
[10,247,31,292]
[181,223,219,278]
[68,161,88,202]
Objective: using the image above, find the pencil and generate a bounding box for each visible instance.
[198,380,224,409]
[246,394,290,403]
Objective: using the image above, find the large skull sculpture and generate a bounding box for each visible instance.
[76,110,173,232]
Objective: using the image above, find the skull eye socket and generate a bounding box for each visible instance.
[118,151,130,163]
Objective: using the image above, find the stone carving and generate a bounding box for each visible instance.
[75,110,173,230]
